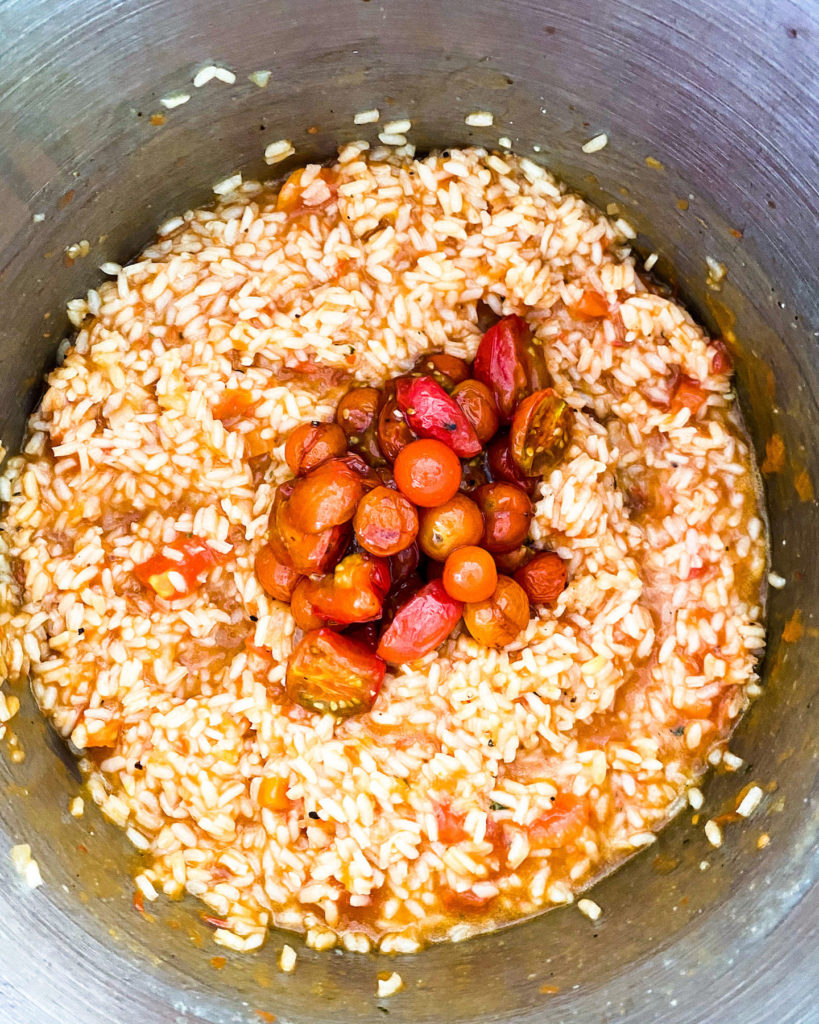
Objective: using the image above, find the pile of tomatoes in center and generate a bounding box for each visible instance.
[254,315,575,718]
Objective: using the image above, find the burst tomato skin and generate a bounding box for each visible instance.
[395,375,481,457]
[509,388,573,476]
[336,386,385,465]
[286,459,366,533]
[284,422,347,476]
[134,535,226,600]
[377,580,463,664]
[268,482,351,575]
[473,315,548,423]
[377,382,418,462]
[354,486,419,557]
[514,551,568,604]
[297,552,391,625]
[285,628,385,717]
[486,434,537,495]
[412,352,471,391]
[463,575,530,647]
[474,482,533,553]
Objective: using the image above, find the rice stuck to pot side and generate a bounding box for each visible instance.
[0,146,766,954]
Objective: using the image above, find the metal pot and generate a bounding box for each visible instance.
[0,1,816,1021]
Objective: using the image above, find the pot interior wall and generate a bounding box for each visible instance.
[0,1,816,1023]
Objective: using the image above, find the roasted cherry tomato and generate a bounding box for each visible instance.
[509,388,573,476]
[377,580,463,664]
[269,482,351,575]
[254,544,302,602]
[377,383,418,462]
[290,579,326,630]
[389,539,420,583]
[276,166,337,215]
[298,552,390,624]
[286,459,366,533]
[486,434,537,495]
[284,421,347,476]
[354,485,419,557]
[472,315,549,422]
[451,379,500,444]
[134,535,226,600]
[528,793,588,846]
[344,621,380,650]
[493,545,534,574]
[459,452,491,495]
[418,494,484,561]
[212,388,256,421]
[258,775,290,811]
[336,386,386,465]
[573,289,610,319]
[394,439,462,507]
[514,550,567,605]
[381,573,425,624]
[442,545,498,602]
[463,575,530,647]
[672,375,708,414]
[395,375,481,457]
[412,352,471,392]
[286,628,385,717]
[474,482,533,553]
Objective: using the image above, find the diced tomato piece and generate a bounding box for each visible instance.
[395,375,481,457]
[258,775,290,811]
[285,628,386,717]
[434,801,468,843]
[298,552,391,624]
[672,375,708,414]
[573,289,610,319]
[509,388,573,476]
[134,535,228,600]
[212,388,256,421]
[528,793,589,846]
[377,580,463,664]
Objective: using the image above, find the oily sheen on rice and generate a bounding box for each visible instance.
[0,145,766,954]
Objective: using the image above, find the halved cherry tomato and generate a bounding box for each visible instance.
[573,289,610,319]
[354,486,419,557]
[486,434,537,495]
[389,540,420,583]
[473,315,549,422]
[254,544,302,602]
[493,545,534,573]
[442,546,498,603]
[509,388,573,476]
[284,422,347,476]
[212,388,256,421]
[377,580,463,664]
[336,386,385,465]
[134,535,227,600]
[377,384,418,462]
[290,579,326,630]
[528,793,588,846]
[412,352,471,392]
[276,166,337,215]
[451,379,500,444]
[474,482,533,553]
[395,376,481,457]
[297,552,390,624]
[269,482,351,575]
[672,375,708,414]
[463,575,530,647]
[514,551,567,605]
[418,495,484,561]
[286,628,385,717]
[258,775,290,811]
[394,439,462,507]
[286,459,366,533]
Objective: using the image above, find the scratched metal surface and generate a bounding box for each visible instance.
[0,0,816,1021]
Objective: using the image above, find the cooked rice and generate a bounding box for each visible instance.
[0,145,766,953]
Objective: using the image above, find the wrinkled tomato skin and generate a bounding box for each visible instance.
[377,384,418,462]
[300,552,390,625]
[418,494,484,561]
[395,376,481,457]
[336,387,386,465]
[473,315,549,422]
[475,483,533,553]
[269,482,351,575]
[389,540,420,583]
[514,551,568,605]
[509,388,573,476]
[284,422,347,476]
[451,379,500,444]
[354,486,419,557]
[254,544,302,602]
[486,435,537,495]
[286,459,365,533]
[463,575,530,647]
[377,580,463,664]
[412,352,471,391]
[285,628,385,717]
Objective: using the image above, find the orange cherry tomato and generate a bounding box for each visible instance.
[290,579,326,630]
[268,481,351,575]
[412,352,471,391]
[394,439,462,507]
[297,552,391,625]
[377,580,463,664]
[442,546,498,602]
[509,388,573,476]
[258,775,290,811]
[336,386,385,465]
[254,544,302,602]
[418,494,484,561]
[286,459,366,533]
[463,575,530,647]
[451,379,500,444]
[513,551,567,605]
[474,482,533,553]
[134,535,227,600]
[354,486,419,557]
[285,628,386,717]
[573,289,610,319]
[284,421,347,476]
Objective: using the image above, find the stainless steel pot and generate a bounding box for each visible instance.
[0,1,816,1021]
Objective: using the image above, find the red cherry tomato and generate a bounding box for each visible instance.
[395,375,481,457]
[377,580,463,664]
[297,552,390,624]
[354,486,419,557]
[377,383,418,462]
[514,551,567,605]
[463,575,530,647]
[286,459,366,533]
[254,544,302,602]
[412,352,471,391]
[285,628,385,717]
[343,621,380,650]
[442,546,498,602]
[134,535,227,600]
[474,482,533,553]
[394,439,462,507]
[472,315,549,422]
[284,421,347,476]
[509,388,573,476]
[451,379,500,444]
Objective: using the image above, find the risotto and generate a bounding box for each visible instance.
[0,145,767,954]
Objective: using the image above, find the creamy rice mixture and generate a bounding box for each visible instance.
[0,145,766,953]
